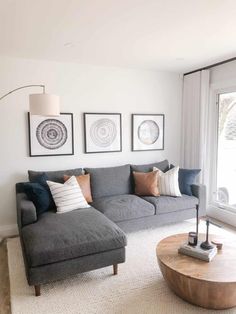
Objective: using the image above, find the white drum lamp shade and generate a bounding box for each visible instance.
[29,94,60,116]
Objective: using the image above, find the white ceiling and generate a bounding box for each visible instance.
[1,0,236,73]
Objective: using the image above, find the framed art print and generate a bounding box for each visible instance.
[132,114,164,151]
[84,113,122,153]
[28,112,74,156]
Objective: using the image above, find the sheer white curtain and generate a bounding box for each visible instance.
[181,70,210,184]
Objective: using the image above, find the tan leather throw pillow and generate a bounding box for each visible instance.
[64,174,93,203]
[133,170,160,196]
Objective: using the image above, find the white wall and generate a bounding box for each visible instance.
[0,56,182,235]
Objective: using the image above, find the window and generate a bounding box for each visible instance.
[216,91,236,210]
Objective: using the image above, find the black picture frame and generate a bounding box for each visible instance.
[132,114,165,151]
[28,112,74,157]
[84,113,122,153]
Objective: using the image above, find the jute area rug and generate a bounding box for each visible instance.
[7,219,236,314]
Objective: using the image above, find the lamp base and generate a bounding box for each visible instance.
[200,241,214,250]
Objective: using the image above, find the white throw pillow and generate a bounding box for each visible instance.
[47,176,90,214]
[153,166,181,197]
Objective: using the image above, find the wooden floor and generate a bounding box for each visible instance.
[0,240,10,314]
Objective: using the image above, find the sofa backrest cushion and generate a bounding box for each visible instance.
[28,168,83,183]
[84,164,131,199]
[130,159,169,173]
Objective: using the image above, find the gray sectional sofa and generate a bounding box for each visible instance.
[16,159,206,296]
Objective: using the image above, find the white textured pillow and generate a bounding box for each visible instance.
[47,176,90,214]
[153,166,181,197]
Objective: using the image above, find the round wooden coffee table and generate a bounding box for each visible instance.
[156,233,236,309]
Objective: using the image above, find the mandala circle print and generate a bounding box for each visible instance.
[36,119,68,150]
[90,118,117,147]
[138,120,159,145]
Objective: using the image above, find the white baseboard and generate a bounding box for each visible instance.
[207,206,236,228]
[0,224,18,238]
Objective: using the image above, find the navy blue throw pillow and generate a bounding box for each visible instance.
[28,172,56,211]
[170,165,201,196]
[178,168,201,196]
[24,183,51,215]
[30,173,49,189]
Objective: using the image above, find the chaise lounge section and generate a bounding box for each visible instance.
[16,169,127,296]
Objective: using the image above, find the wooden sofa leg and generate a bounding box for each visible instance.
[34,285,41,297]
[113,264,118,275]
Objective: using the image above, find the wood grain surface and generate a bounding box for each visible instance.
[156,233,236,309]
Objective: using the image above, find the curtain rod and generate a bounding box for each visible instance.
[184,57,236,76]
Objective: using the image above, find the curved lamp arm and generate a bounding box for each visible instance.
[0,84,45,101]
[0,84,60,116]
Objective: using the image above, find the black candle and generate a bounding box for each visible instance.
[188,231,198,246]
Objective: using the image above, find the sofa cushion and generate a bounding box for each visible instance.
[28,168,83,183]
[142,194,198,214]
[47,176,90,214]
[92,194,155,222]
[170,164,201,196]
[64,174,93,203]
[130,159,169,173]
[21,207,127,267]
[84,165,131,199]
[28,173,56,210]
[178,168,201,196]
[133,170,160,196]
[153,166,181,197]
[23,182,52,215]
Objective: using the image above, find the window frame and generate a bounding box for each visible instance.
[211,86,236,213]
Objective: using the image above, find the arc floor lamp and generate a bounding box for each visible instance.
[0,84,60,116]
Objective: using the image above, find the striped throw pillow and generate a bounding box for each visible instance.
[47,176,90,214]
[153,166,181,197]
